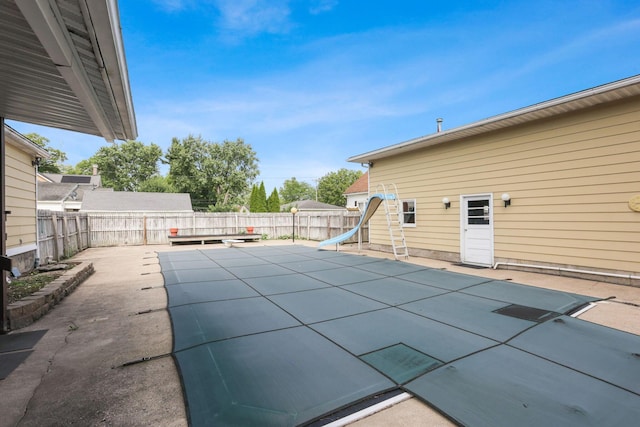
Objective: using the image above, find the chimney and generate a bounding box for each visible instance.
[436,118,443,133]
[92,164,98,176]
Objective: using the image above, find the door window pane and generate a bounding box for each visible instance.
[468,199,490,225]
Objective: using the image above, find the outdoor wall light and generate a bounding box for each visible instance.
[501,193,511,208]
[442,197,451,209]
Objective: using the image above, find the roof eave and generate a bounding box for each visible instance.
[15,0,136,141]
[5,125,51,158]
[348,74,640,163]
[84,0,137,140]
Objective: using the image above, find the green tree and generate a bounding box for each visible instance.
[25,133,67,174]
[63,158,94,175]
[249,181,268,212]
[249,184,259,212]
[317,169,362,206]
[88,140,163,191]
[256,182,268,212]
[166,135,259,211]
[279,177,315,203]
[138,176,175,193]
[267,188,280,212]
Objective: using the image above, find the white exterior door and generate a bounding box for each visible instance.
[461,194,494,266]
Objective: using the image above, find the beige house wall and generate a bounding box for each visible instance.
[5,142,37,253]
[368,96,640,276]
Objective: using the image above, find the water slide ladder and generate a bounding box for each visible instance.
[376,183,409,261]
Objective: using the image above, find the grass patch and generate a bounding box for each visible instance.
[7,263,77,304]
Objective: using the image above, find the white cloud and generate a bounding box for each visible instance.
[151,0,193,12]
[213,0,292,36]
[308,0,338,15]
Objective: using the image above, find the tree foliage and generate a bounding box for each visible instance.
[279,177,315,203]
[317,169,362,206]
[257,182,268,212]
[86,140,163,191]
[267,188,280,212]
[25,133,67,174]
[166,135,259,211]
[138,175,175,193]
[249,182,268,212]
[63,158,94,175]
[249,185,258,211]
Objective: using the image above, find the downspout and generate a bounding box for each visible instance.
[359,161,372,251]
[34,158,41,268]
[493,261,640,281]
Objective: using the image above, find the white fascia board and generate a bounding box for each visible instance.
[5,125,51,158]
[348,74,640,163]
[17,0,116,141]
[83,0,137,140]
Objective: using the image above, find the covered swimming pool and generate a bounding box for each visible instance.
[159,245,640,426]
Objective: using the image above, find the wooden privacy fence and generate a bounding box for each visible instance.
[38,211,90,262]
[37,211,368,255]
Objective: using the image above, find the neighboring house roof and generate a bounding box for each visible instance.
[348,74,640,163]
[4,125,51,158]
[81,191,193,212]
[38,182,112,202]
[40,172,102,187]
[0,1,136,141]
[283,200,346,211]
[343,172,368,195]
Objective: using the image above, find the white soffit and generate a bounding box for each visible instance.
[0,0,136,141]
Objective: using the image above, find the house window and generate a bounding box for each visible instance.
[401,200,416,227]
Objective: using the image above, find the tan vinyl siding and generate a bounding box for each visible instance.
[5,144,37,249]
[369,96,640,274]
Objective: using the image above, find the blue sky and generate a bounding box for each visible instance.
[9,0,640,193]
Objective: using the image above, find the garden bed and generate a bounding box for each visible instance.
[7,261,94,330]
[7,263,78,304]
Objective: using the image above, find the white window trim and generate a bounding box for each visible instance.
[401,199,416,227]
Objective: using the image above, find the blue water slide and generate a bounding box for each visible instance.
[318,193,396,248]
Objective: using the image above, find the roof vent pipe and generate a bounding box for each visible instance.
[436,118,443,132]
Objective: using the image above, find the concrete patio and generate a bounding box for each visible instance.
[1,241,638,426]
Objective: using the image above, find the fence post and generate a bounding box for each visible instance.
[62,215,70,258]
[326,215,331,240]
[51,213,60,261]
[84,214,90,249]
[75,215,82,251]
[143,215,147,245]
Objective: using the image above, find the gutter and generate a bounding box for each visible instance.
[348,74,640,163]
[493,262,640,281]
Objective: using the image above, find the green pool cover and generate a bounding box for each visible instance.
[159,245,640,426]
